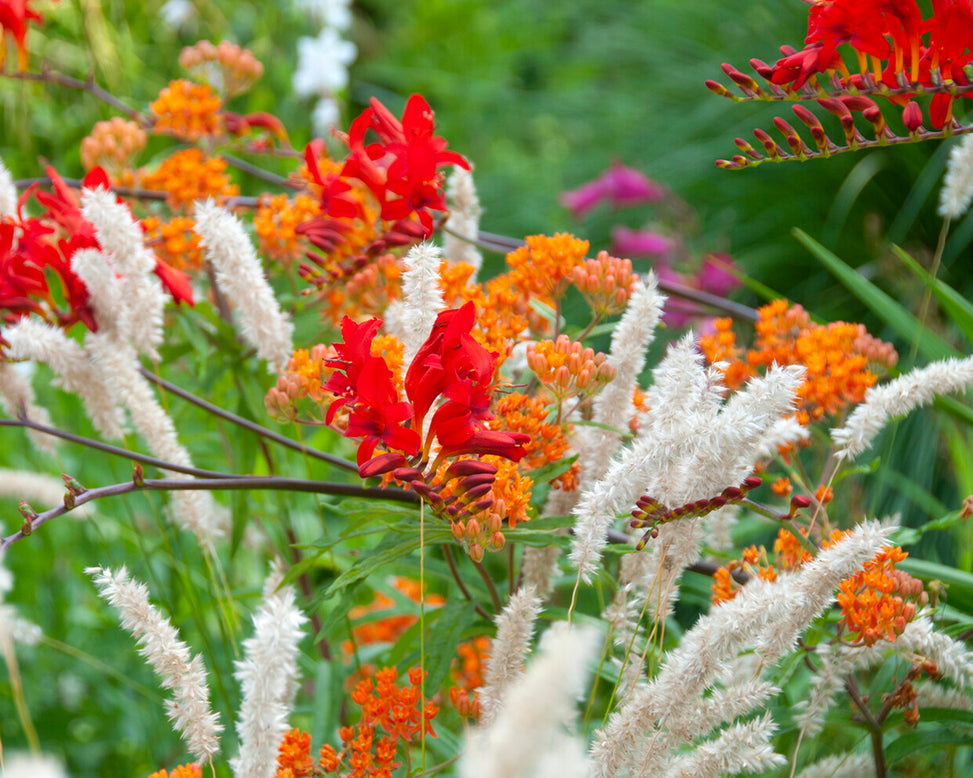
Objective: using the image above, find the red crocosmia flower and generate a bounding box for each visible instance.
[345,94,470,235]
[303,141,365,221]
[438,429,530,462]
[345,356,420,467]
[324,316,385,420]
[0,0,48,70]
[153,257,195,306]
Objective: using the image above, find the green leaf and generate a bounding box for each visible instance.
[885,724,973,766]
[421,595,474,693]
[888,509,964,547]
[891,244,973,345]
[793,229,957,361]
[528,454,578,485]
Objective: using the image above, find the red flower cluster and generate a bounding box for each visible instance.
[765,0,973,128]
[0,166,193,339]
[298,95,468,283]
[325,301,528,473]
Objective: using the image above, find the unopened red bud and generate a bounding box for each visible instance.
[902,101,923,132]
[358,452,408,478]
[457,473,496,493]
[471,497,494,512]
[393,467,423,482]
[721,486,742,500]
[791,495,811,509]
[709,495,728,509]
[462,484,493,503]
[444,459,498,479]
[743,476,763,489]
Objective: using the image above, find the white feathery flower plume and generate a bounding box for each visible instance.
[70,247,127,335]
[574,274,665,482]
[231,564,307,778]
[590,521,892,778]
[443,166,483,274]
[81,186,166,358]
[478,586,541,725]
[0,156,17,217]
[569,332,803,583]
[4,318,126,439]
[87,566,223,763]
[832,355,973,460]
[398,242,445,369]
[194,201,294,372]
[939,133,973,219]
[796,752,874,778]
[0,362,57,454]
[461,622,597,778]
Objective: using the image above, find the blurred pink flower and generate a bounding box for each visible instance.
[561,162,666,218]
[654,253,742,329]
[611,225,675,258]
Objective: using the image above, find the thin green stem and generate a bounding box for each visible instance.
[442,544,491,620]
[472,558,502,612]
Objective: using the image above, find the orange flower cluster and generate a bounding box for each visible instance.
[255,194,321,265]
[711,543,778,604]
[142,216,204,272]
[458,273,533,362]
[836,545,925,646]
[506,233,589,298]
[527,335,615,401]
[569,250,636,316]
[491,392,579,491]
[148,765,201,778]
[265,344,333,421]
[700,300,897,424]
[313,667,437,778]
[142,149,238,211]
[80,117,147,181]
[449,635,490,720]
[150,79,223,140]
[773,527,813,571]
[178,40,263,97]
[342,577,445,657]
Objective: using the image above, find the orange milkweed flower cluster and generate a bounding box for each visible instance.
[322,253,401,326]
[449,635,490,720]
[142,149,239,211]
[80,117,148,182]
[527,335,616,402]
[255,194,321,265]
[178,39,263,98]
[277,667,438,778]
[506,232,590,299]
[836,544,926,646]
[568,250,637,316]
[711,543,779,604]
[150,79,223,141]
[147,764,201,778]
[699,299,897,424]
[142,216,204,273]
[490,392,579,491]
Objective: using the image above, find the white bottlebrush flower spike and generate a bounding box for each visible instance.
[88,566,223,763]
[0,156,16,217]
[194,201,295,372]
[940,133,973,219]
[398,242,446,368]
[231,564,307,778]
[832,355,973,460]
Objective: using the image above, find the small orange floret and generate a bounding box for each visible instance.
[80,117,148,179]
[277,729,314,777]
[141,149,238,210]
[142,216,204,272]
[569,250,637,315]
[773,527,813,571]
[150,79,223,140]
[254,193,320,265]
[491,392,579,490]
[526,335,615,400]
[771,477,793,497]
[506,232,589,298]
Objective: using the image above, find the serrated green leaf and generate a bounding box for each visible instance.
[793,229,957,361]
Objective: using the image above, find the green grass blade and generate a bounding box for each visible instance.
[891,243,973,345]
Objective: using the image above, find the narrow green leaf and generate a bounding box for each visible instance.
[891,243,973,345]
[885,725,973,765]
[792,229,957,361]
[898,558,973,615]
[422,596,474,693]
[528,454,578,485]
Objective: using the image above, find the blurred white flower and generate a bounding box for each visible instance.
[293,27,357,97]
[312,96,341,135]
[159,0,197,31]
[295,0,353,30]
